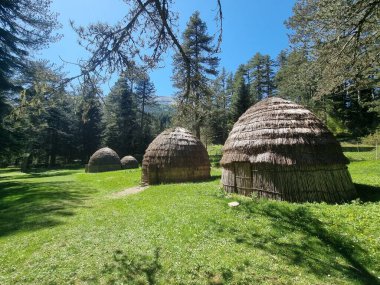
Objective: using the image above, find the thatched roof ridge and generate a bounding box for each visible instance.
[142,127,210,168]
[88,147,121,166]
[221,97,348,166]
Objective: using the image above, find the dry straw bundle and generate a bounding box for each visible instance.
[121,155,139,169]
[86,147,121,173]
[142,127,210,184]
[221,97,356,203]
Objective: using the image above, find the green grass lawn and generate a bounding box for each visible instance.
[341,143,378,162]
[0,156,379,284]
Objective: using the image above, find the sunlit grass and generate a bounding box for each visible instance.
[341,142,378,161]
[0,155,379,284]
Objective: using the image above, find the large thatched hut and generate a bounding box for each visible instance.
[86,147,121,173]
[142,127,210,184]
[121,155,139,169]
[221,97,356,203]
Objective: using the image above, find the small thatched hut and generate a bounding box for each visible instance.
[121,155,139,169]
[221,97,356,203]
[86,147,121,173]
[142,127,210,184]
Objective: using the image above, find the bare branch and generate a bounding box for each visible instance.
[153,0,191,95]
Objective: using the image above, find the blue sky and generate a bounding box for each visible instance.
[37,0,295,96]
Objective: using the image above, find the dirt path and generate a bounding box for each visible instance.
[112,186,149,197]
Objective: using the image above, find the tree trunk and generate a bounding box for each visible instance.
[49,130,57,167]
[141,81,146,131]
[195,124,201,139]
[21,153,33,173]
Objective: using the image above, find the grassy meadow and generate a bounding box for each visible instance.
[0,148,379,284]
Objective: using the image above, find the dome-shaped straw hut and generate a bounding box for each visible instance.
[142,127,210,185]
[221,97,356,203]
[121,155,139,169]
[86,147,122,173]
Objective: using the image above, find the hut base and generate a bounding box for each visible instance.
[142,166,210,185]
[222,163,356,203]
[122,163,139,169]
[86,164,122,173]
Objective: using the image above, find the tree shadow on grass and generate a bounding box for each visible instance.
[341,147,375,152]
[0,168,19,174]
[0,170,78,180]
[0,180,93,237]
[355,183,380,202]
[156,174,221,186]
[100,249,162,285]
[207,173,222,182]
[222,202,379,285]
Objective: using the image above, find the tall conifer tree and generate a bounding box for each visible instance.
[230,65,250,124]
[103,74,139,156]
[172,11,219,139]
[134,73,156,153]
[77,77,103,162]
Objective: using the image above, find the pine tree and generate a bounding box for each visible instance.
[0,0,60,93]
[329,88,378,137]
[275,49,318,106]
[286,0,379,97]
[230,65,250,125]
[276,50,288,70]
[4,61,76,169]
[77,77,103,162]
[209,68,232,144]
[134,73,156,153]
[103,74,139,157]
[247,53,264,102]
[0,0,60,159]
[247,53,275,102]
[172,11,219,139]
[263,55,276,97]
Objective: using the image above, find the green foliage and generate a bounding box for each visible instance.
[208,68,233,144]
[149,103,175,134]
[173,11,219,138]
[0,0,60,158]
[0,0,60,93]
[76,77,103,162]
[247,53,275,101]
[102,74,139,157]
[328,90,378,137]
[134,74,157,154]
[207,144,223,167]
[362,131,380,146]
[283,0,380,133]
[2,61,77,169]
[102,71,161,157]
[326,114,351,137]
[275,46,379,136]
[208,54,277,144]
[286,0,379,97]
[275,49,317,104]
[230,65,251,124]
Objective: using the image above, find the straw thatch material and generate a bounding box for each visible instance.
[142,127,210,184]
[121,155,139,169]
[221,97,356,203]
[86,147,121,173]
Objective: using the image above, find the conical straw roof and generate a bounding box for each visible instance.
[221,97,348,166]
[121,155,139,169]
[142,127,210,168]
[89,147,121,166]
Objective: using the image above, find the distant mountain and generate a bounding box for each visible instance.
[155,96,174,105]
